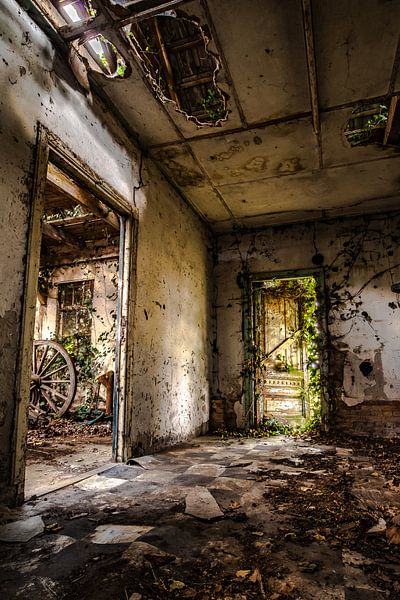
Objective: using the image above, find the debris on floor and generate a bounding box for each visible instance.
[1,434,400,599]
[25,418,112,498]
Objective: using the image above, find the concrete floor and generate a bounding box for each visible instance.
[1,435,400,599]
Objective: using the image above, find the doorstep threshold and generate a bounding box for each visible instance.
[25,461,116,501]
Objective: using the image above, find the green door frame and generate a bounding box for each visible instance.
[239,267,329,429]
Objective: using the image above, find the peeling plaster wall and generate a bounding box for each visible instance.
[34,259,119,405]
[130,160,212,456]
[0,0,212,503]
[215,213,400,436]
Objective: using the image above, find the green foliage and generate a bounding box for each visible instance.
[116,62,127,77]
[57,333,99,385]
[38,266,55,296]
[345,104,388,146]
[200,87,226,122]
[219,417,294,440]
[299,277,321,412]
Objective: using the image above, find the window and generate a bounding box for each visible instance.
[58,280,94,340]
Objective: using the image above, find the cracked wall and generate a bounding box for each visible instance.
[215,212,400,437]
[0,0,212,504]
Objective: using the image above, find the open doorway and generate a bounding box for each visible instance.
[12,128,136,503]
[25,163,121,497]
[246,272,324,429]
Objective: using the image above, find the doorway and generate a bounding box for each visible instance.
[243,271,325,429]
[12,128,136,502]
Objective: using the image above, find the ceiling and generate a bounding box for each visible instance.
[37,0,400,231]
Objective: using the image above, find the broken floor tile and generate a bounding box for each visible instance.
[0,515,44,542]
[185,463,226,477]
[135,470,178,484]
[123,540,175,568]
[87,524,153,544]
[207,476,254,493]
[185,486,223,520]
[74,475,126,492]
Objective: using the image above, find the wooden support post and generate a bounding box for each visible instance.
[383,95,400,146]
[301,0,323,169]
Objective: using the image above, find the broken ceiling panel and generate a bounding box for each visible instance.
[190,118,318,186]
[321,107,400,167]
[218,155,400,221]
[125,10,228,126]
[314,0,400,108]
[206,0,310,123]
[50,0,131,79]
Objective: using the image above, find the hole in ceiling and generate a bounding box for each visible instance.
[53,0,128,78]
[124,12,228,126]
[344,103,388,147]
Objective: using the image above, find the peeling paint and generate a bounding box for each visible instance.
[215,213,400,436]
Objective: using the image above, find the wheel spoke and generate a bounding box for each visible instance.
[43,364,68,379]
[41,389,58,414]
[41,384,69,403]
[37,344,49,375]
[39,349,61,376]
[41,379,69,384]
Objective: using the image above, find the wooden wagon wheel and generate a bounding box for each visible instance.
[30,340,77,418]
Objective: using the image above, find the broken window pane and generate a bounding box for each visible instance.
[125,13,228,125]
[58,280,94,340]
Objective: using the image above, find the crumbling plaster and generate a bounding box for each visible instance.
[214,213,400,435]
[0,0,213,504]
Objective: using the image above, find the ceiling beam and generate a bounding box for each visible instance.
[47,163,120,232]
[42,221,86,249]
[383,95,400,145]
[59,0,190,41]
[389,34,400,95]
[301,0,323,169]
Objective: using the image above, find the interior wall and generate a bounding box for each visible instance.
[35,260,118,360]
[128,160,213,456]
[0,0,213,504]
[215,212,400,436]
[35,259,119,405]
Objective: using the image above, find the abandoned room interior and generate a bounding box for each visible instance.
[1,0,400,598]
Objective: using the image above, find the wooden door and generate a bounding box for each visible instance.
[254,281,306,423]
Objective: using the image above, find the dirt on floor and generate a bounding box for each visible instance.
[1,433,400,600]
[25,419,112,499]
